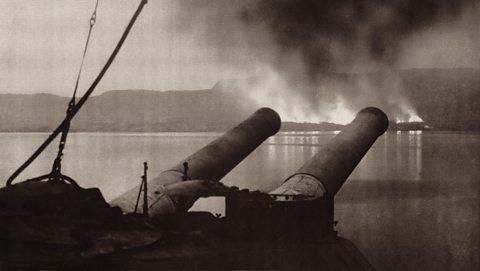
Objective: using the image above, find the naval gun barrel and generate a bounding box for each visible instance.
[271,107,388,197]
[111,108,281,216]
[167,107,280,183]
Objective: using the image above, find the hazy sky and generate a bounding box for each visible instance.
[0,0,258,96]
[1,0,479,97]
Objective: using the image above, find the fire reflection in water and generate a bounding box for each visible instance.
[392,131,423,181]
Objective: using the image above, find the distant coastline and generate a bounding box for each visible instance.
[0,121,435,133]
[0,89,461,132]
[1,68,479,132]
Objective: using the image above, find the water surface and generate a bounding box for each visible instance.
[0,131,478,271]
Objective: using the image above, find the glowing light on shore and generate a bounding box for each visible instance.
[396,108,424,123]
[324,99,355,125]
[235,66,357,125]
[407,112,423,122]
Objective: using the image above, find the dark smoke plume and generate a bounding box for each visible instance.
[171,0,478,123]
[243,0,476,78]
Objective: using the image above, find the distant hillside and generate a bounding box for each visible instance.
[0,90,347,132]
[307,68,479,131]
[73,89,258,132]
[0,68,478,132]
[399,68,480,131]
[0,93,67,132]
[0,89,258,132]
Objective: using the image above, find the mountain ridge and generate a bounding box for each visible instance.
[1,68,478,132]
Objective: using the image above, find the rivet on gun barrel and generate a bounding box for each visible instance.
[110,107,281,216]
[270,107,389,197]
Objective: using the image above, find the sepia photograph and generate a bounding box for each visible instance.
[0,0,479,270]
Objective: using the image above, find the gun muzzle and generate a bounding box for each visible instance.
[270,107,388,197]
[110,108,281,216]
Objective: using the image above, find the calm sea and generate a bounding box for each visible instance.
[0,131,478,271]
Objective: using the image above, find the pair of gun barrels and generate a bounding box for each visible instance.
[111,107,389,217]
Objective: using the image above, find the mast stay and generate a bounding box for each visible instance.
[6,0,148,186]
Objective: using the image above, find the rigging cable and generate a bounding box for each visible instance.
[72,0,100,103]
[49,0,100,183]
[6,0,149,186]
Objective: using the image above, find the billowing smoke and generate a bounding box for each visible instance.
[243,0,476,75]
[171,0,479,124]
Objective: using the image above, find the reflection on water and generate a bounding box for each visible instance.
[0,131,478,271]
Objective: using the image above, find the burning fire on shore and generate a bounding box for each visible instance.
[222,66,426,127]
[395,109,424,124]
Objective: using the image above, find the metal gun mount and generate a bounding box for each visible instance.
[110,107,281,214]
[227,107,389,241]
[0,107,387,269]
[112,106,388,242]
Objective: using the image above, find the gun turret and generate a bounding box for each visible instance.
[271,107,389,197]
[110,108,281,216]
[226,107,389,242]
